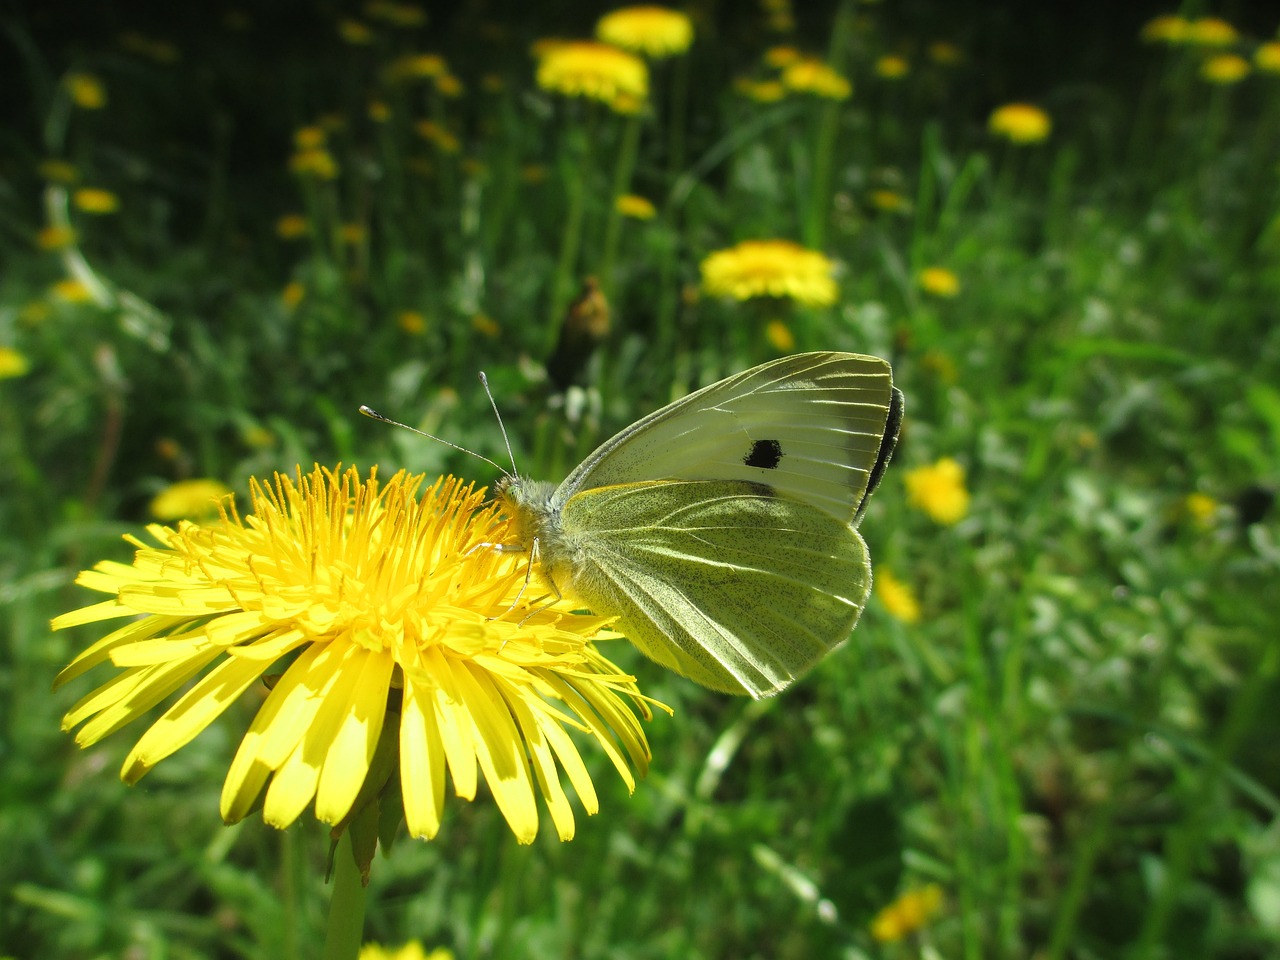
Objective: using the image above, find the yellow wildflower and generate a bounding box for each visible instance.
[1201,54,1249,84]
[905,458,969,525]
[386,53,447,82]
[917,266,960,298]
[1179,492,1219,529]
[988,102,1051,144]
[338,19,374,44]
[764,319,795,352]
[293,126,326,150]
[734,77,786,102]
[149,478,234,521]
[928,41,963,65]
[781,58,852,99]
[596,6,694,59]
[275,214,309,240]
[1187,17,1238,47]
[1141,15,1190,44]
[289,149,339,180]
[51,279,95,304]
[359,943,452,960]
[615,194,656,219]
[875,55,910,79]
[0,347,32,380]
[471,314,500,338]
[397,310,427,335]
[871,885,944,942]
[37,225,78,250]
[535,41,649,113]
[64,72,107,109]
[363,1,427,27]
[764,45,802,68]
[700,239,838,307]
[869,189,910,213]
[282,281,305,309]
[874,569,921,624]
[436,74,464,97]
[74,188,120,214]
[1255,42,1280,73]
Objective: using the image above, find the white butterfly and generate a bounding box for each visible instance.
[495,351,903,698]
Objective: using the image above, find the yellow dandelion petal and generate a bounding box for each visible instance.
[37,225,78,250]
[701,239,838,307]
[988,102,1051,144]
[0,347,32,380]
[1201,53,1249,84]
[875,55,910,79]
[734,77,787,102]
[874,568,921,624]
[764,45,801,68]
[871,884,945,942]
[1256,42,1280,73]
[386,53,448,82]
[282,281,305,308]
[1187,17,1238,47]
[435,74,464,97]
[51,278,95,304]
[149,478,234,521]
[73,188,120,214]
[54,468,657,843]
[289,148,339,180]
[536,41,649,113]
[1141,15,1190,44]
[64,72,107,109]
[918,266,960,298]
[781,58,852,100]
[1179,492,1219,529]
[294,126,327,150]
[596,6,694,59]
[615,194,656,219]
[905,458,969,525]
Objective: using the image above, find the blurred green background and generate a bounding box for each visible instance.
[3,1,1280,957]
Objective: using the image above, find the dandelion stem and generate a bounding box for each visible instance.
[599,113,642,296]
[321,831,368,960]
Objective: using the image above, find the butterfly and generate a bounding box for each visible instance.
[494,351,903,698]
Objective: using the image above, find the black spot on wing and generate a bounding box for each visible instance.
[744,438,784,469]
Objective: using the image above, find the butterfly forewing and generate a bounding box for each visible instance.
[556,352,896,524]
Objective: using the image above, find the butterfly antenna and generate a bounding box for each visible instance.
[478,371,519,475]
[358,405,508,475]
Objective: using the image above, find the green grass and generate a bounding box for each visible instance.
[3,2,1280,958]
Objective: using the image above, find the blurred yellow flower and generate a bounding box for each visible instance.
[1256,42,1280,73]
[874,569,921,624]
[364,1,426,27]
[764,45,801,68]
[1201,54,1249,84]
[275,214,309,239]
[615,194,656,219]
[149,478,234,521]
[701,239,838,307]
[596,6,694,59]
[74,188,120,214]
[340,223,366,245]
[359,942,452,960]
[0,347,32,380]
[764,319,795,352]
[1141,15,1190,44]
[1187,17,1238,47]
[64,72,107,109]
[415,120,461,153]
[368,100,391,122]
[54,468,655,845]
[37,225,78,250]
[1179,492,1219,529]
[928,41,963,65]
[918,266,960,298]
[397,310,428,335]
[282,281,305,308]
[435,74,464,97]
[535,41,649,113]
[293,126,327,150]
[905,458,969,525]
[472,313,500,337]
[871,884,944,942]
[870,189,910,213]
[781,58,852,99]
[289,149,339,180]
[338,18,374,44]
[155,437,183,461]
[52,278,95,303]
[734,77,787,102]
[875,55,910,79]
[988,102,1051,144]
[38,159,78,183]
[386,53,448,81]
[242,425,276,449]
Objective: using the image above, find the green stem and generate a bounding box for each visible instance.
[321,831,368,960]
[804,99,840,248]
[599,113,642,296]
[547,126,591,345]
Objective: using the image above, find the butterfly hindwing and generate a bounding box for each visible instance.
[554,479,871,697]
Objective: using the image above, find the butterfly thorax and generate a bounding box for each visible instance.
[493,476,562,552]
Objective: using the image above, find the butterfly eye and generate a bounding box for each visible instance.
[743,439,784,469]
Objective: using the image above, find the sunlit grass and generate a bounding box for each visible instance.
[3,2,1279,958]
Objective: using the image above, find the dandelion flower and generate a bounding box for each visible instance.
[64,72,107,109]
[734,77,786,102]
[1140,15,1190,44]
[0,347,31,380]
[276,214,309,240]
[615,194,656,219]
[386,53,448,82]
[596,6,694,59]
[917,266,960,298]
[74,188,120,214]
[54,468,655,844]
[435,74,464,97]
[364,2,427,28]
[1178,492,1219,529]
[397,310,427,335]
[536,41,649,113]
[905,458,969,525]
[282,281,305,309]
[870,189,910,213]
[150,478,234,521]
[471,314,500,338]
[338,18,374,44]
[764,45,802,68]
[927,41,963,65]
[700,239,838,307]
[51,278,95,304]
[1256,42,1280,73]
[781,58,852,100]
[988,102,1051,144]
[360,943,452,960]
[874,569,920,624]
[290,149,339,180]
[37,225,78,251]
[764,319,794,352]
[1186,17,1238,47]
[1200,54,1249,84]
[871,884,944,942]
[875,55,910,79]
[294,126,327,150]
